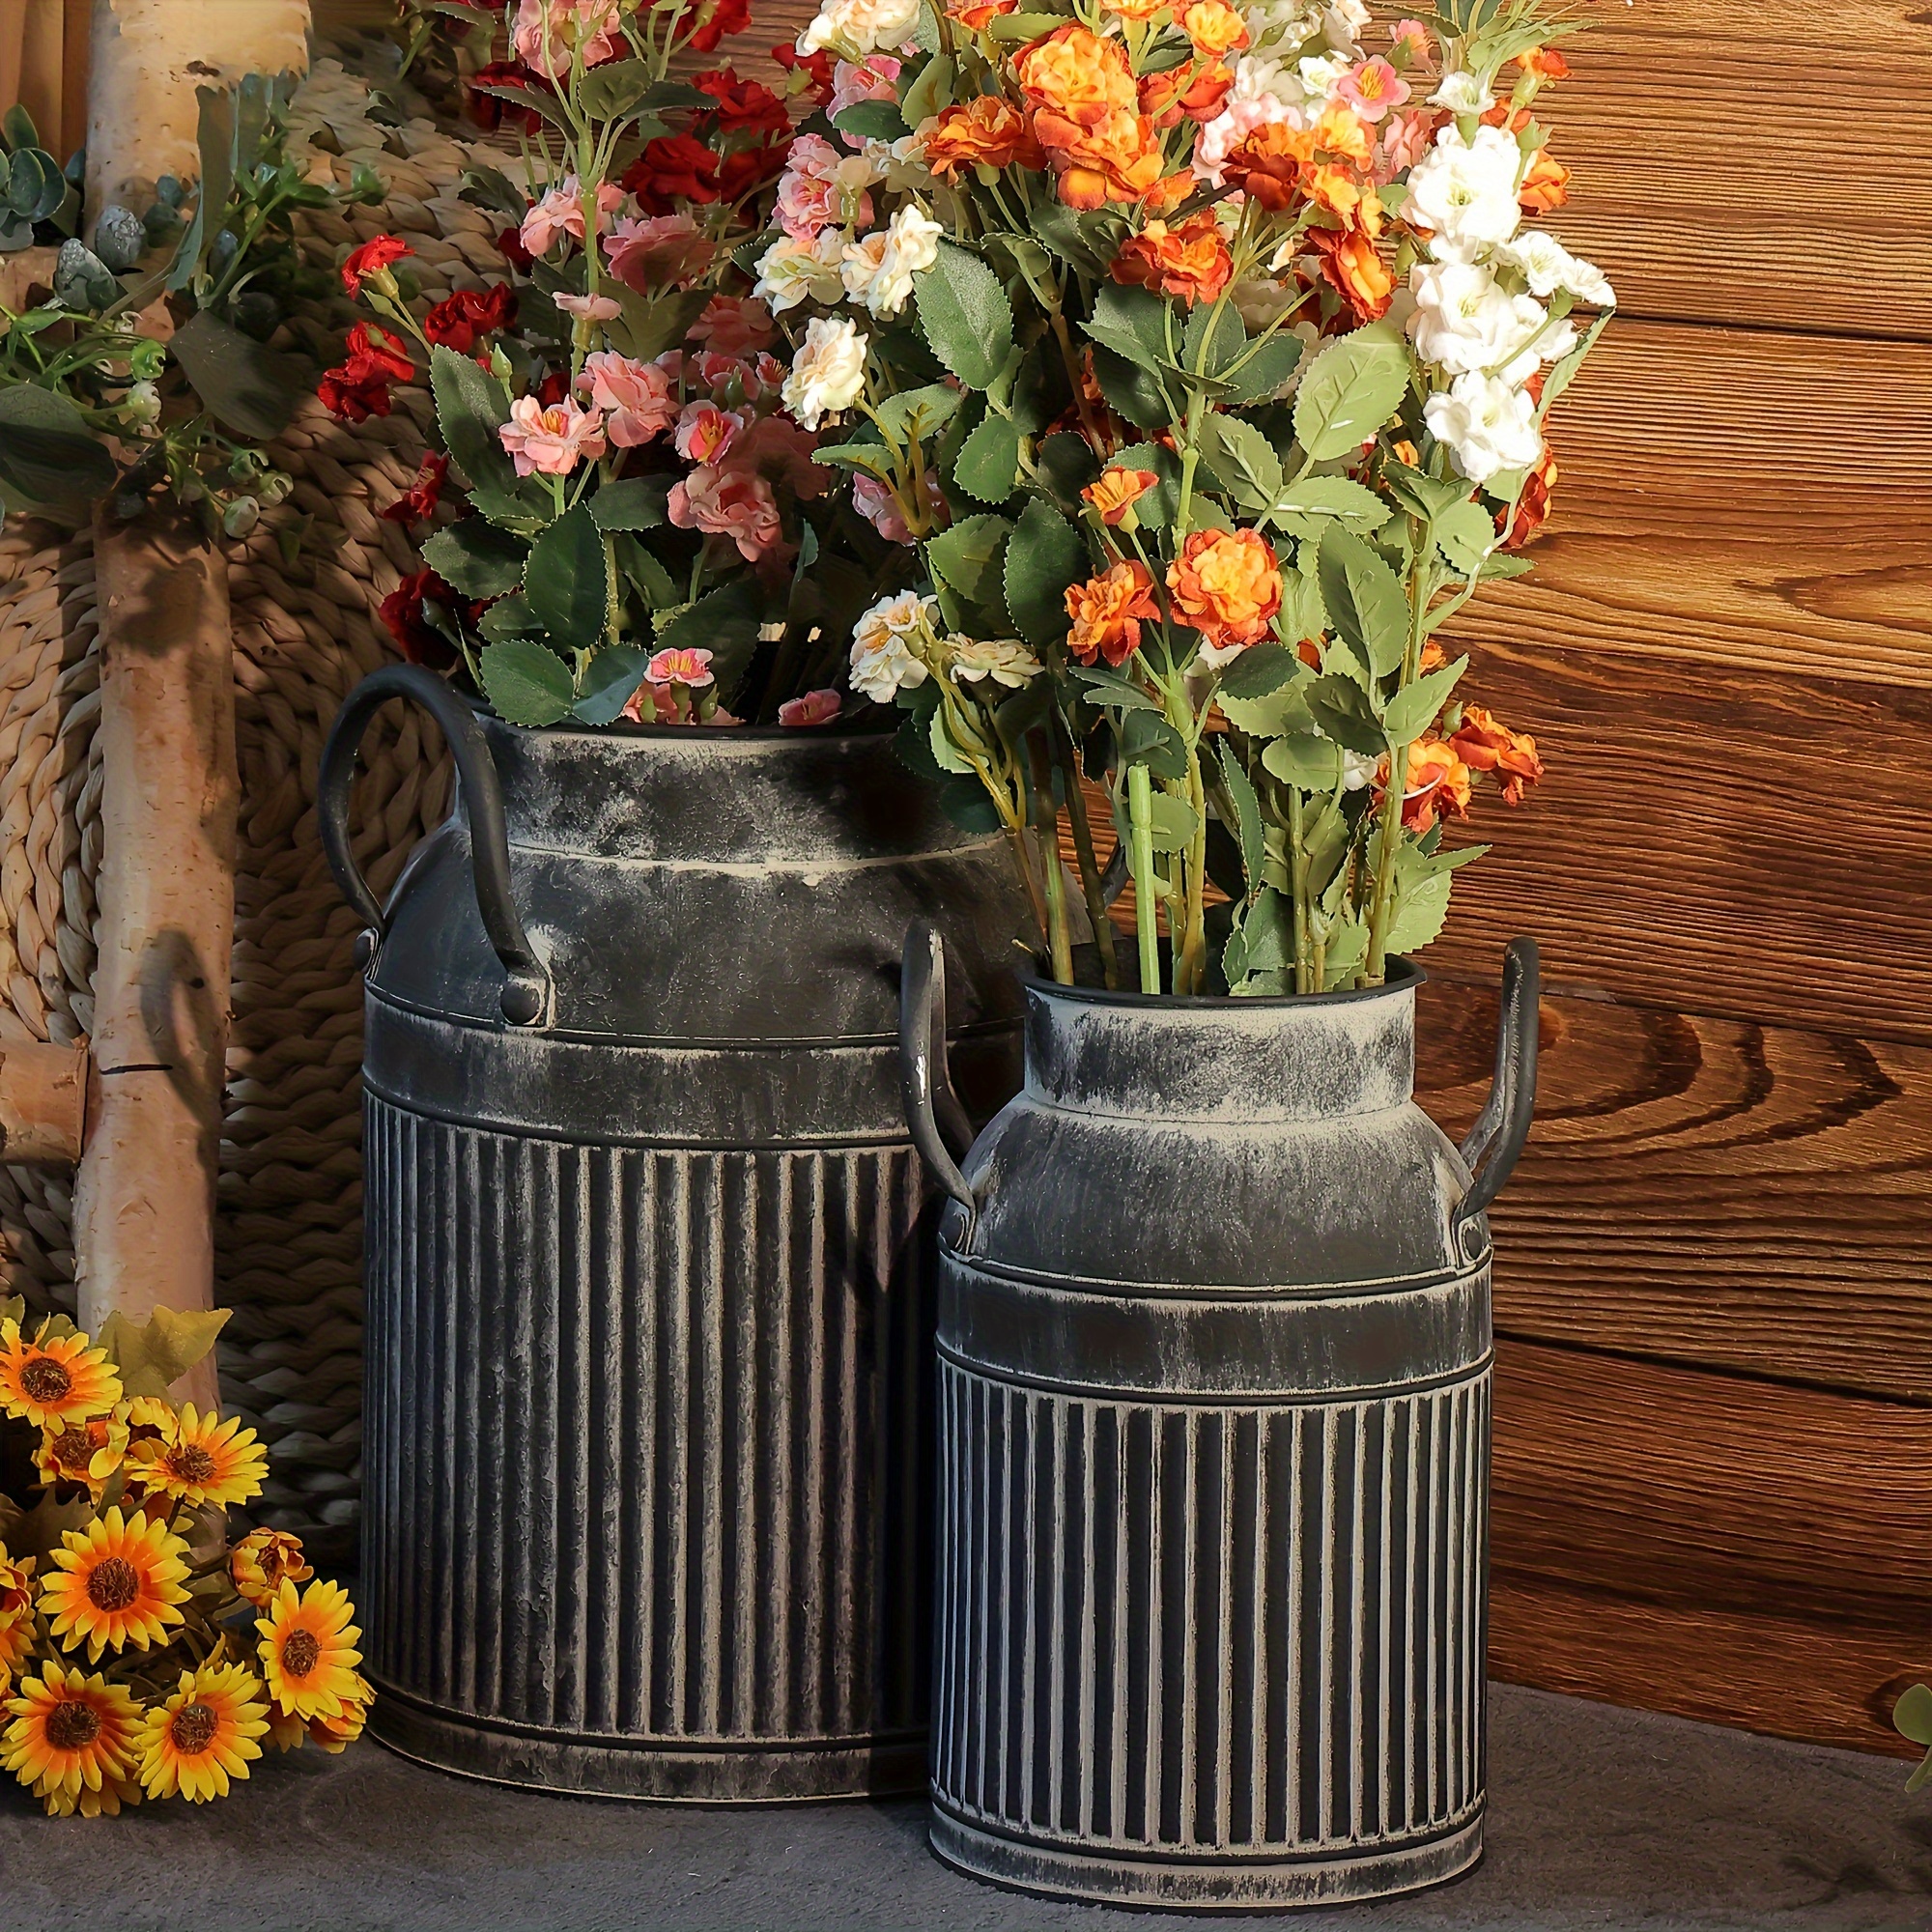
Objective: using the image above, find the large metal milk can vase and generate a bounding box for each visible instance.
[899,923,1539,1908]
[318,664,1030,1802]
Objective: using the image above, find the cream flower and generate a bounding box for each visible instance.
[1427,70,1492,115]
[947,636,1042,688]
[850,589,936,703]
[1495,231,1616,306]
[1405,123,1522,264]
[753,232,848,313]
[798,0,921,59]
[1408,263,1548,378]
[1423,370,1543,484]
[844,205,943,319]
[781,316,868,431]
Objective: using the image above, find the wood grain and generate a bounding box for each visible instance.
[1549,2,1932,342]
[1415,980,1932,1402]
[1490,1338,1932,1753]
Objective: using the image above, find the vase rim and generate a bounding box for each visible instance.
[1018,955,1425,1009]
[470,698,893,748]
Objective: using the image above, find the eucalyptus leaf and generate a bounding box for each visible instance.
[0,384,116,503]
[169,309,307,442]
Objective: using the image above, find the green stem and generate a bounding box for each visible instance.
[1288,781,1314,995]
[1363,526,1435,983]
[1028,733,1075,985]
[1058,722,1119,989]
[1126,762,1161,995]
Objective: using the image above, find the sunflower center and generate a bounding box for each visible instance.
[168,1443,218,1483]
[19,1356,71,1404]
[86,1555,142,1612]
[281,1629,322,1678]
[49,1426,90,1469]
[170,1702,219,1755]
[45,1700,101,1751]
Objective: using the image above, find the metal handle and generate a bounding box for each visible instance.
[319,664,553,1029]
[899,920,977,1234]
[1455,936,1540,1233]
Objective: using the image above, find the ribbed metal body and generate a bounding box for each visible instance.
[925,971,1493,1907]
[327,703,1029,1801]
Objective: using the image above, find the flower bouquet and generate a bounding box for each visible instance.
[0,1303,369,1816]
[328,0,911,729]
[762,0,1610,990]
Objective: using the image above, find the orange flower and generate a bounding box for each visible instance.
[1083,467,1158,527]
[1499,446,1558,549]
[1518,45,1570,79]
[947,0,1014,25]
[1179,0,1247,54]
[1220,121,1313,210]
[1110,213,1232,307]
[1166,528,1282,654]
[1449,705,1545,804]
[1141,59,1235,126]
[1100,0,1168,19]
[1307,224,1393,322]
[39,1508,190,1662]
[1519,148,1570,213]
[257,1578,366,1723]
[1014,23,1138,125]
[32,1411,128,1500]
[923,96,1044,179]
[230,1529,315,1610]
[3,1659,144,1818]
[1065,561,1159,667]
[1380,739,1472,832]
[1312,100,1374,167]
[1014,26,1165,208]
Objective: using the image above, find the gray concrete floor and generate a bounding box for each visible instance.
[4,1685,1930,1931]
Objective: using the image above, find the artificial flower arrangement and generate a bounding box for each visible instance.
[762,0,1610,990]
[0,82,381,536]
[0,1302,369,1817]
[328,0,909,729]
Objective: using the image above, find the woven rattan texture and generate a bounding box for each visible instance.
[0,53,500,1559]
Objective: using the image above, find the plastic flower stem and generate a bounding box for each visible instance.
[1027,732,1076,985]
[1364,526,1434,983]
[1056,720,1120,988]
[1126,761,1161,994]
[1288,780,1315,994]
[1047,307,1108,456]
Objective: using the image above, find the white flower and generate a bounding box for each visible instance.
[850,589,936,702]
[798,0,921,59]
[1408,263,1548,379]
[1428,70,1492,115]
[781,315,869,429]
[864,131,932,195]
[119,379,161,427]
[840,231,890,307]
[1296,51,1351,99]
[1423,370,1543,485]
[1495,231,1615,306]
[1317,0,1369,51]
[753,231,847,312]
[870,204,944,317]
[1405,123,1522,264]
[1239,0,1322,53]
[1340,747,1378,792]
[947,636,1041,688]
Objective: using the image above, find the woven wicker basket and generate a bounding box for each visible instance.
[0,48,509,1560]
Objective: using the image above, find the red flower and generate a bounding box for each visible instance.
[676,0,751,54]
[496,225,535,271]
[318,323,415,422]
[381,453,451,527]
[340,235,412,296]
[423,284,520,353]
[772,43,836,106]
[620,135,721,213]
[719,141,787,203]
[535,370,571,409]
[466,60,551,136]
[695,67,790,135]
[380,567,462,669]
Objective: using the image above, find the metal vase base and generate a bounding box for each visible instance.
[928,1805,1483,1912]
[366,1679,925,1803]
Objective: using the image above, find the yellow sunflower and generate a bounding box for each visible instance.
[257,1578,363,1720]
[0,1607,35,1702]
[136,1660,270,1803]
[2,1658,143,1816]
[266,1669,372,1754]
[229,1528,313,1609]
[0,1544,33,1621]
[128,1403,269,1509]
[39,1508,190,1662]
[0,1321,123,1429]
[32,1410,130,1498]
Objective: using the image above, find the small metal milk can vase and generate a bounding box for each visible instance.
[898,923,1539,1908]
[318,664,1030,1802]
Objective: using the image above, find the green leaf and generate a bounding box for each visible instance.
[985,7,1064,33]
[589,476,671,531]
[1087,344,1169,430]
[1895,1685,1932,1748]
[925,511,1013,609]
[608,285,708,364]
[913,240,1014,390]
[812,437,895,481]
[430,343,521,503]
[98,1306,231,1398]
[1233,883,1293,981]
[1073,664,1160,713]
[1382,655,1468,744]
[653,577,767,697]
[168,84,235,291]
[479,636,575,726]
[833,99,908,141]
[1432,497,1498,575]
[900,52,954,128]
[1004,497,1084,651]
[1035,431,1101,501]
[1180,300,1246,381]
[523,503,609,649]
[573,646,649,725]
[1319,524,1410,680]
[1385,866,1453,953]
[1026,198,1112,277]
[1217,743,1264,895]
[1261,731,1343,790]
[952,413,1021,503]
[1538,308,1611,417]
[614,530,679,608]
[575,57,654,118]
[1267,475,1394,539]
[875,382,962,445]
[422,520,528,599]
[1120,707,1187,780]
[1218,675,1311,738]
[1303,672,1386,756]
[1140,790,1198,853]
[169,308,308,442]
[1216,640,1295,701]
[1219,330,1306,407]
[1292,321,1411,460]
[1097,441,1182,528]
[1383,459,1468,521]
[639,78,714,110]
[0,385,116,503]
[478,592,541,643]
[1201,414,1283,513]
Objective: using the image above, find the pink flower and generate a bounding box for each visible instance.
[1389,16,1432,60]
[688,296,777,357]
[512,0,624,76]
[554,290,623,319]
[779,688,843,726]
[646,646,716,688]
[498,394,609,475]
[829,55,900,123]
[852,468,943,543]
[578,351,678,446]
[693,349,757,398]
[668,464,782,560]
[753,351,787,394]
[776,133,873,242]
[1337,56,1409,123]
[519,177,626,256]
[604,213,712,292]
[1379,106,1435,178]
[726,413,832,501]
[674,401,745,464]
